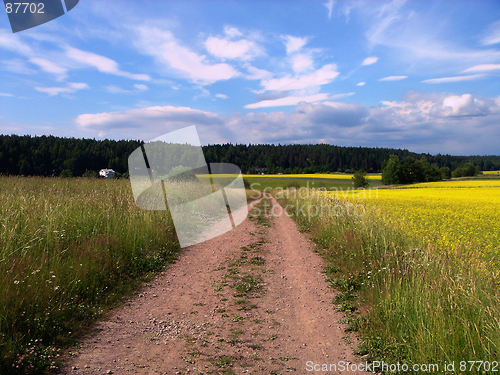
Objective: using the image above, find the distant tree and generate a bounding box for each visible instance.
[439,167,451,180]
[417,157,441,182]
[452,162,477,178]
[82,170,98,178]
[59,169,73,178]
[352,169,369,188]
[383,156,445,185]
[401,157,425,184]
[382,155,403,185]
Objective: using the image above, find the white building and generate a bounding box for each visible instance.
[99,169,115,178]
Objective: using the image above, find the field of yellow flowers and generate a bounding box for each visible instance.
[242,173,382,180]
[288,177,500,365]
[332,179,500,271]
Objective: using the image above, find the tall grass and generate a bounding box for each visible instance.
[282,191,500,371]
[0,176,179,374]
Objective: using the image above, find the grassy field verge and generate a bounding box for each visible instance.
[278,184,499,372]
[0,176,180,374]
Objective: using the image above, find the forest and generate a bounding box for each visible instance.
[1,134,500,177]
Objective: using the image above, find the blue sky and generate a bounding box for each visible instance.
[1,0,500,155]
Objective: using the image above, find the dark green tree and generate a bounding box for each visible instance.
[82,170,98,178]
[440,167,452,180]
[452,162,478,177]
[352,169,369,188]
[59,169,73,178]
[417,157,441,182]
[382,155,403,185]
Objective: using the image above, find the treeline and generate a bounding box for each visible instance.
[1,134,500,177]
[0,135,140,177]
[203,144,500,174]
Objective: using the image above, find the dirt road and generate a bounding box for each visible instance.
[61,196,359,374]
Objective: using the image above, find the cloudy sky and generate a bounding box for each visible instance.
[1,0,499,155]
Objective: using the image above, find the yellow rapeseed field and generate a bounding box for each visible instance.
[242,173,382,180]
[331,179,500,267]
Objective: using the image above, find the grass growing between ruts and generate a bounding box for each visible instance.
[0,176,180,374]
[280,186,500,372]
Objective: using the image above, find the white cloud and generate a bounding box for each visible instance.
[436,94,489,117]
[133,26,240,85]
[238,92,500,153]
[0,30,152,84]
[292,54,314,73]
[341,5,352,22]
[74,105,228,142]
[356,82,366,86]
[35,82,89,96]
[105,85,131,94]
[76,106,222,129]
[227,101,369,144]
[245,65,272,80]
[302,101,368,127]
[283,36,308,55]
[224,26,243,38]
[0,92,13,97]
[215,93,228,99]
[462,64,500,73]
[1,59,37,75]
[29,57,68,80]
[481,20,500,46]
[245,93,330,109]
[422,74,486,84]
[261,64,339,91]
[0,29,33,56]
[0,31,70,79]
[379,75,408,81]
[362,56,378,66]
[65,47,150,81]
[379,92,492,119]
[361,92,500,154]
[134,84,148,91]
[255,91,289,101]
[330,92,356,99]
[205,36,263,61]
[105,84,149,94]
[324,0,335,20]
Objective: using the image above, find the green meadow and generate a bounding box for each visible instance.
[0,176,179,374]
